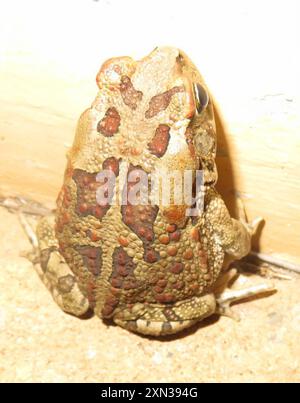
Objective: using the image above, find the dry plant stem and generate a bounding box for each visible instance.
[18,212,38,249]
[217,283,275,306]
[249,252,300,274]
[0,196,52,216]
[216,283,276,320]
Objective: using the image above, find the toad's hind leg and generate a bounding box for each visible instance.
[29,216,90,317]
[113,294,216,336]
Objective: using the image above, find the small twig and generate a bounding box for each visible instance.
[0,196,53,216]
[18,212,38,249]
[217,283,276,306]
[248,252,300,274]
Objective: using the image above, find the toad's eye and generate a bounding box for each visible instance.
[193,83,209,114]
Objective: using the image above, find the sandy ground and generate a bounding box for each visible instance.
[0,206,299,383]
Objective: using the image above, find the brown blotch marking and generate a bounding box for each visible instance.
[86,229,102,242]
[62,212,70,224]
[157,279,167,288]
[123,279,139,290]
[111,277,123,288]
[97,107,120,137]
[145,86,184,119]
[167,245,178,257]
[148,124,170,158]
[153,286,164,294]
[131,147,142,156]
[57,274,75,294]
[102,286,122,317]
[56,211,71,233]
[144,248,160,263]
[86,280,97,308]
[163,205,187,225]
[173,280,185,290]
[76,245,103,277]
[183,248,194,260]
[190,227,200,242]
[73,169,109,219]
[75,246,103,308]
[170,262,184,274]
[73,157,119,219]
[159,234,170,245]
[190,283,199,293]
[121,164,159,264]
[118,236,129,247]
[103,247,140,317]
[57,241,67,256]
[166,224,177,233]
[61,185,72,209]
[101,302,115,317]
[119,75,143,110]
[169,230,181,242]
[102,156,120,176]
[155,293,175,304]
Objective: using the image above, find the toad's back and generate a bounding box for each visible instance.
[54,47,223,320]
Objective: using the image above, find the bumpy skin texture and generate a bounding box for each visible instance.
[36,47,252,336]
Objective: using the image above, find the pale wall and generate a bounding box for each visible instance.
[0,0,299,264]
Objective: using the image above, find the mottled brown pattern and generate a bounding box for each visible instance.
[166,224,177,233]
[86,229,102,242]
[169,230,181,242]
[170,262,184,274]
[148,124,170,157]
[119,75,143,110]
[103,247,140,317]
[73,158,119,219]
[183,248,194,260]
[145,86,184,118]
[155,292,175,304]
[97,107,120,137]
[86,280,98,309]
[121,165,159,263]
[75,246,102,277]
[102,156,120,176]
[73,169,110,219]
